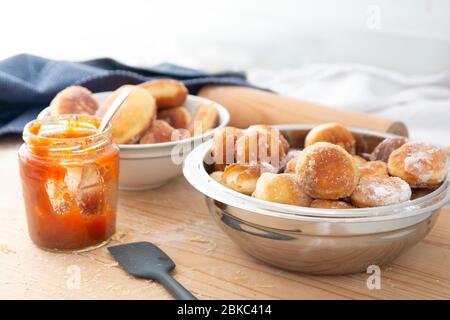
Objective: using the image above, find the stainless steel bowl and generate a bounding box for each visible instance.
[183,124,449,275]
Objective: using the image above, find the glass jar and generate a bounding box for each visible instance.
[18,115,119,252]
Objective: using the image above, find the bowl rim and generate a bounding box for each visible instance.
[183,124,449,222]
[38,93,230,151]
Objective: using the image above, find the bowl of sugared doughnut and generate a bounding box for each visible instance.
[183,123,449,274]
[38,80,229,190]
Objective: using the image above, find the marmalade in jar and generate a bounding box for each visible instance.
[18,115,119,252]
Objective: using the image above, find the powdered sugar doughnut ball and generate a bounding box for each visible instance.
[350,176,411,208]
[235,125,289,167]
[369,137,408,162]
[305,122,356,154]
[211,126,244,171]
[252,173,311,206]
[359,160,389,178]
[296,142,359,199]
[388,142,448,188]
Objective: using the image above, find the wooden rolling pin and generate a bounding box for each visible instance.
[199,85,408,136]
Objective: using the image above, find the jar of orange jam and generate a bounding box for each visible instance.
[18,115,119,252]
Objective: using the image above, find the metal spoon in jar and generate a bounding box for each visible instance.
[98,87,131,132]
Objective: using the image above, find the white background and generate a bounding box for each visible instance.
[1,0,449,73]
[1,0,449,145]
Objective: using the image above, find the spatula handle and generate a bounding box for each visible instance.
[158,273,198,300]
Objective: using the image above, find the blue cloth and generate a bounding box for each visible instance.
[0,54,257,136]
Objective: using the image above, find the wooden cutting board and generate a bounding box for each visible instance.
[1,136,449,299]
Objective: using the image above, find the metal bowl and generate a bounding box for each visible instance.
[183,124,449,275]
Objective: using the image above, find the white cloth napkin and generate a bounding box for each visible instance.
[249,64,450,147]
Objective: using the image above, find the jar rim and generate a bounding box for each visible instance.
[22,114,113,157]
[23,114,111,142]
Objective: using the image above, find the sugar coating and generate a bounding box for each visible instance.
[403,145,437,183]
[351,176,411,207]
[297,142,359,199]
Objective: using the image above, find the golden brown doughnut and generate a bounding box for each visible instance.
[50,86,99,115]
[369,137,408,162]
[285,157,298,174]
[139,120,174,144]
[305,122,356,154]
[388,142,448,188]
[358,160,389,178]
[96,85,157,144]
[235,125,289,167]
[157,106,192,129]
[139,79,188,109]
[283,151,303,174]
[310,199,354,209]
[189,103,219,136]
[211,126,244,171]
[221,163,277,195]
[248,125,290,155]
[281,149,302,172]
[350,176,411,207]
[252,173,311,206]
[210,171,224,183]
[295,142,359,199]
[352,155,367,167]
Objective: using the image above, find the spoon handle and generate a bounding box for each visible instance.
[98,88,130,132]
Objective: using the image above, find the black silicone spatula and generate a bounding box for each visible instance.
[108,241,197,300]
